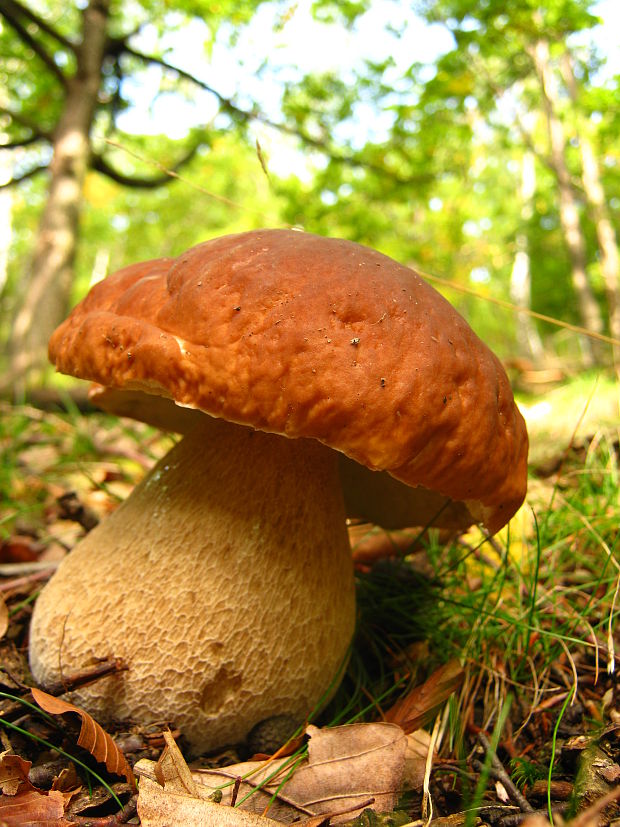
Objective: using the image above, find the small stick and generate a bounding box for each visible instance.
[477,732,534,813]
[497,805,567,827]
[43,658,128,696]
[230,776,242,807]
[0,567,58,591]
[68,796,138,825]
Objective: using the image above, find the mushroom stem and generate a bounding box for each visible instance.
[29,417,356,754]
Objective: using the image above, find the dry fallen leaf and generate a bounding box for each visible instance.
[295,722,405,820]
[403,729,433,791]
[0,751,35,796]
[138,731,291,826]
[154,730,199,797]
[50,763,81,796]
[0,750,76,826]
[0,535,43,563]
[136,722,407,825]
[495,780,510,803]
[0,787,75,827]
[30,687,136,788]
[139,779,297,826]
[0,593,8,639]
[384,659,464,732]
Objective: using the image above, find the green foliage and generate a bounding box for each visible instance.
[3,0,620,367]
[510,756,546,790]
[271,0,620,358]
[311,0,371,27]
[0,0,267,155]
[326,557,441,723]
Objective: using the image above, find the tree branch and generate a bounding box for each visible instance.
[1,134,48,149]
[0,0,68,87]
[91,141,201,188]
[118,43,242,120]
[0,106,53,142]
[469,50,585,191]
[117,43,425,185]
[0,163,48,188]
[1,0,74,51]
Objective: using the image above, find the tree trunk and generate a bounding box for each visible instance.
[509,145,544,362]
[531,38,604,365]
[561,52,620,365]
[8,0,110,396]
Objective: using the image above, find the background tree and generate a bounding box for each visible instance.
[561,50,620,363]
[0,0,266,394]
[3,0,112,392]
[273,0,618,362]
[530,33,603,363]
[422,0,619,363]
[509,145,544,363]
[2,0,618,390]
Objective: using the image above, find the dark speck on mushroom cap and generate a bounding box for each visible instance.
[49,228,528,533]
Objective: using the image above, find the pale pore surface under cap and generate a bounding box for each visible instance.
[29,418,355,753]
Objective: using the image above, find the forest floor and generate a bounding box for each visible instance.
[0,374,619,826]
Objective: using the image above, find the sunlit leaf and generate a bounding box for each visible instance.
[384,659,464,733]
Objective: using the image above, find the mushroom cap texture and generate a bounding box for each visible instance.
[49,229,528,533]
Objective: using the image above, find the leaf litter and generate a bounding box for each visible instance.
[136,725,410,825]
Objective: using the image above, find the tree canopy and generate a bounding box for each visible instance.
[1,0,619,391]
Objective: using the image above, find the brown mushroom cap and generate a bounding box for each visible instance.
[50,229,528,533]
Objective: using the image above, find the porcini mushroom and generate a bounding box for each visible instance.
[30,229,528,754]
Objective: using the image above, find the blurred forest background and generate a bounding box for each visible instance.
[1,0,619,397]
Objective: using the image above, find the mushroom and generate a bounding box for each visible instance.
[30,229,528,754]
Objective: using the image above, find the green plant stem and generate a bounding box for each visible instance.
[233,747,307,808]
[261,755,306,815]
[523,510,541,660]
[465,696,512,827]
[0,690,56,726]
[8,590,39,615]
[547,685,575,825]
